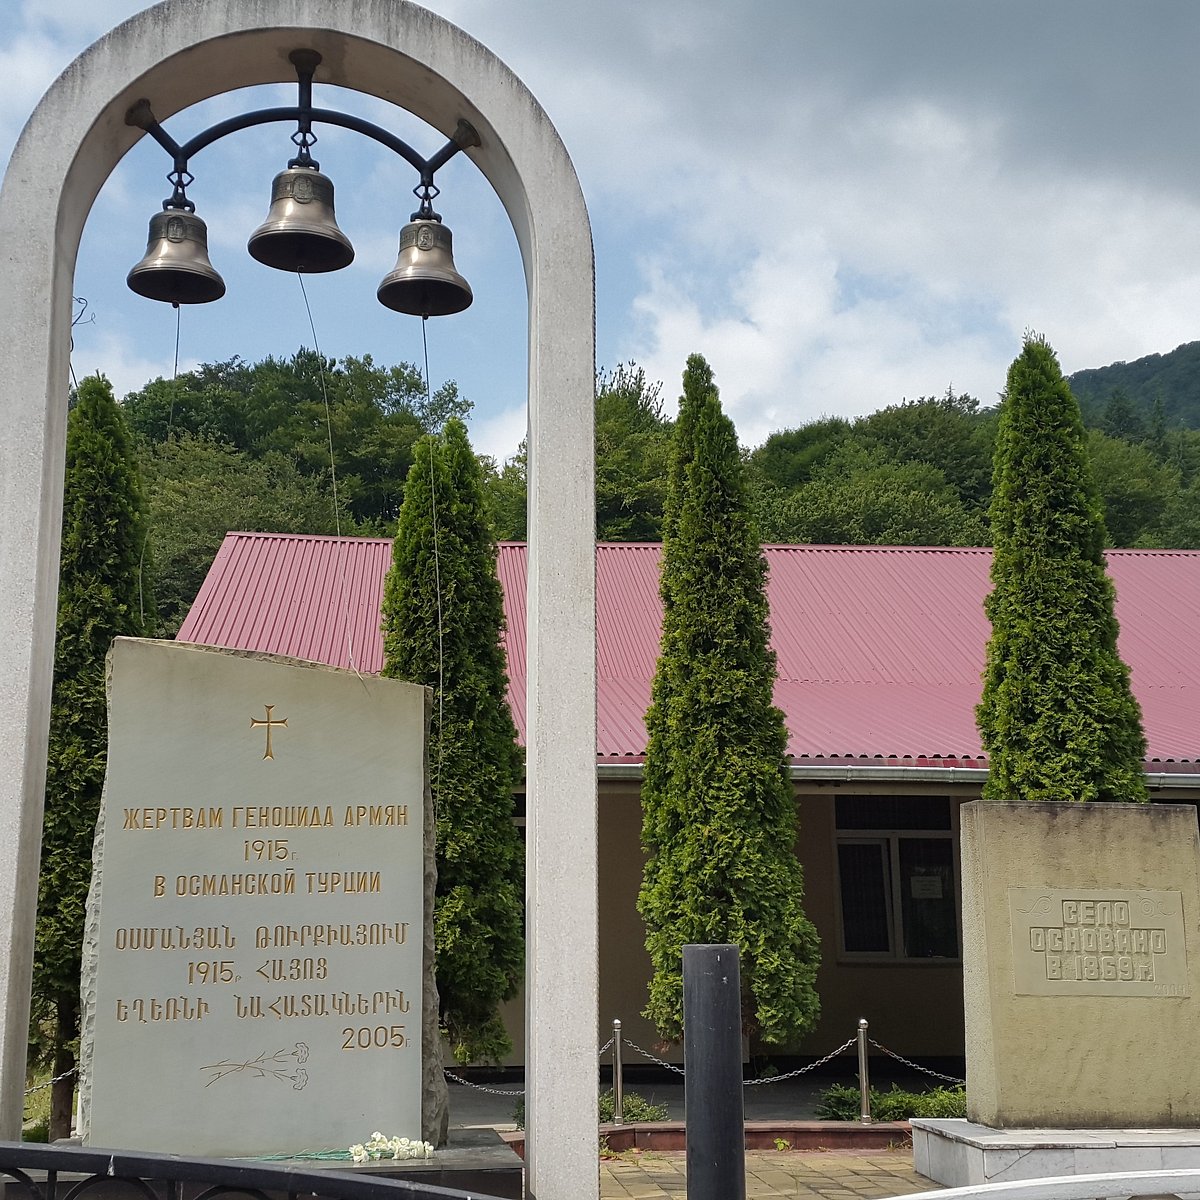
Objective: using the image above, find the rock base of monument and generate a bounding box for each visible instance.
[912,1118,1200,1187]
[40,1129,522,1200]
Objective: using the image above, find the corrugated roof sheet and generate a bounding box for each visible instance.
[177,534,1200,768]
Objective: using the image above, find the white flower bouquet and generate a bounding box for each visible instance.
[349,1132,435,1163]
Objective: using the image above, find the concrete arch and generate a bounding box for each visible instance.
[0,5,596,1195]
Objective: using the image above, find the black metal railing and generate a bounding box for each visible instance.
[0,1142,503,1200]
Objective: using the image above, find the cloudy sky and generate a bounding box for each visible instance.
[3,1,1200,461]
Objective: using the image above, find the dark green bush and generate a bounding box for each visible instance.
[513,1088,670,1130]
[599,1088,669,1123]
[816,1082,966,1121]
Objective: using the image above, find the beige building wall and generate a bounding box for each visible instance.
[793,791,965,1060]
[492,781,970,1070]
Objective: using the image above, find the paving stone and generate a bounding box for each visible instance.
[600,1150,936,1200]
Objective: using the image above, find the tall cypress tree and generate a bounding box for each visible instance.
[977,335,1147,802]
[638,354,820,1044]
[381,418,525,1063]
[34,375,153,1137]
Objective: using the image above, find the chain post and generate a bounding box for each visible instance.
[857,1018,872,1124]
[611,1019,624,1124]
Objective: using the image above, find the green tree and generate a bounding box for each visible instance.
[1085,429,1179,547]
[855,389,995,508]
[638,354,820,1045]
[747,417,852,492]
[124,350,468,529]
[594,364,673,541]
[480,443,528,541]
[34,376,154,1138]
[977,336,1147,803]
[755,448,988,547]
[477,365,675,543]
[380,419,525,1062]
[140,435,350,635]
[1099,388,1148,443]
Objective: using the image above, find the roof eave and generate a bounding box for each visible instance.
[595,761,1200,790]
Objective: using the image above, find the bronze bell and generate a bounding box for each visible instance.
[247,165,354,273]
[377,218,472,316]
[127,208,226,304]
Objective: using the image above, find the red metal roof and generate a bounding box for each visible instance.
[177,534,1200,768]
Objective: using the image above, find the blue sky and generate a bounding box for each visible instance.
[5,1,1200,463]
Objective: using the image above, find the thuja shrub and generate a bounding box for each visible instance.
[638,355,820,1046]
[382,419,524,1063]
[977,335,1148,803]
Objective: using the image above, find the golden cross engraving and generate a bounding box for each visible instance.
[250,704,288,760]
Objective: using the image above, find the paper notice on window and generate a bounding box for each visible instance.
[910,875,943,900]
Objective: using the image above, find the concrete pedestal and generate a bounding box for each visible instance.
[912,1119,1200,1187]
[961,802,1200,1128]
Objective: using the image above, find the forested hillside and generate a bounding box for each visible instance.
[122,351,468,632]
[1068,341,1200,429]
[117,349,1200,637]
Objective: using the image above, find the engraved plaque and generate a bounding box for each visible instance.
[82,640,427,1156]
[1009,887,1189,997]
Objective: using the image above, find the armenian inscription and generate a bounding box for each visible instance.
[1009,887,1188,998]
[81,639,428,1156]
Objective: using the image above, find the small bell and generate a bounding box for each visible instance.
[377,218,473,316]
[247,165,354,273]
[127,208,226,304]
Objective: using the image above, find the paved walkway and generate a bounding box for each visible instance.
[447,1069,947,1199]
[600,1149,934,1199]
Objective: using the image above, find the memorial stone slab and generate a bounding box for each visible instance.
[960,800,1200,1131]
[79,639,442,1156]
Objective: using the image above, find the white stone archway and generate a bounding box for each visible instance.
[0,5,597,1197]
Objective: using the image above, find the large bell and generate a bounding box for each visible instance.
[247,165,354,273]
[127,208,226,304]
[377,218,473,316]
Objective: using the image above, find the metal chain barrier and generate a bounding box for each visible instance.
[620,1037,687,1076]
[443,1035,619,1099]
[619,1033,857,1085]
[444,1070,525,1096]
[441,1021,961,1110]
[743,1037,856,1085]
[868,1037,964,1085]
[23,1066,77,1097]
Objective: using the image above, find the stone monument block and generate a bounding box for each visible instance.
[961,800,1200,1128]
[80,638,445,1156]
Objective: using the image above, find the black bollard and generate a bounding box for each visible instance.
[683,943,746,1200]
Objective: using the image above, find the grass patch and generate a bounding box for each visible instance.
[23,1067,53,1142]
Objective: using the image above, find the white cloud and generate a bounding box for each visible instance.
[11,0,1200,452]
[70,329,194,403]
[469,404,526,465]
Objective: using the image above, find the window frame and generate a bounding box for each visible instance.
[832,801,962,965]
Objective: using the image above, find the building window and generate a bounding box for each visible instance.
[834,797,959,961]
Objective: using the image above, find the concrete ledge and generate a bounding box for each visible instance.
[912,1118,1200,1187]
[501,1120,912,1156]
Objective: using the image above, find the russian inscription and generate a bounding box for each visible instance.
[1009,887,1189,997]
